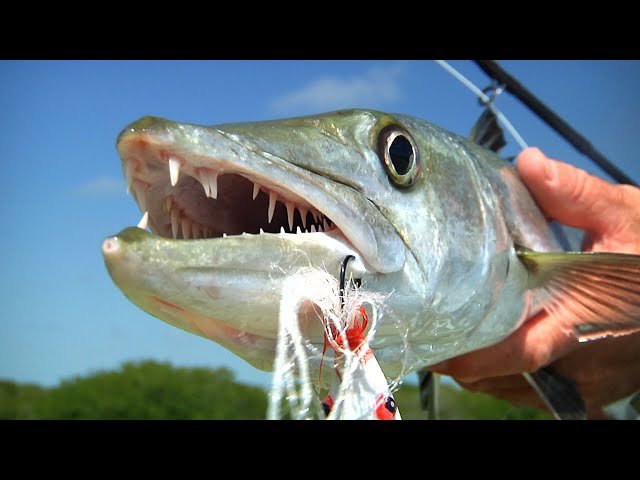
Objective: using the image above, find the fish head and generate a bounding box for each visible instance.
[102,109,500,375]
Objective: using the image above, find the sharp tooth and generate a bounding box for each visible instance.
[259,227,265,234]
[124,161,134,194]
[192,223,200,239]
[197,169,218,198]
[164,197,173,214]
[280,226,285,234]
[181,218,192,240]
[223,233,227,238]
[198,170,211,197]
[170,207,180,239]
[299,207,308,229]
[253,182,260,200]
[169,156,181,187]
[311,224,316,233]
[207,171,219,199]
[132,181,148,213]
[285,202,295,230]
[268,192,277,223]
[296,226,302,234]
[137,211,149,230]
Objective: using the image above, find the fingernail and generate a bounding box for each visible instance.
[454,376,481,384]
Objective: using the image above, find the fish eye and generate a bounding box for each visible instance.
[385,396,397,413]
[375,393,398,420]
[377,125,421,188]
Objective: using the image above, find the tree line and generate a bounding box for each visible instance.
[0,360,550,420]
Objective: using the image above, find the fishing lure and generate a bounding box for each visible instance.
[320,256,401,420]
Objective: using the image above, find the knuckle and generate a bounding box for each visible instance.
[567,167,590,205]
[617,185,640,223]
[523,345,551,373]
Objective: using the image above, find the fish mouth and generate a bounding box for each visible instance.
[106,116,408,366]
[126,149,340,242]
[116,116,404,274]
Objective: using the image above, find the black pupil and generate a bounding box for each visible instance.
[388,135,413,175]
[385,396,397,413]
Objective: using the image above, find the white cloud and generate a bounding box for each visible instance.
[270,63,406,114]
[75,176,125,197]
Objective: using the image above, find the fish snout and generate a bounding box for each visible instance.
[102,236,123,259]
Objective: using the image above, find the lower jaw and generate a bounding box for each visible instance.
[147,294,329,372]
[106,230,374,369]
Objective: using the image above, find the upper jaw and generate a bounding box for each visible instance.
[116,116,406,274]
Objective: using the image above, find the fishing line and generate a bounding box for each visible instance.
[474,60,637,187]
[435,60,529,151]
[269,265,400,419]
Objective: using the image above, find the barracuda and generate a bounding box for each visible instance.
[102,109,640,413]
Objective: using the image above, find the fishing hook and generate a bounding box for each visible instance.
[339,255,361,312]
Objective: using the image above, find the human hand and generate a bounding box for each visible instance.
[430,147,640,418]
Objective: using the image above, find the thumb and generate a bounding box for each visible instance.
[516,147,626,235]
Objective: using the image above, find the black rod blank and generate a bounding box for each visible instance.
[474,60,637,187]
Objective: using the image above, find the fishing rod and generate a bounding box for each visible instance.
[474,60,638,187]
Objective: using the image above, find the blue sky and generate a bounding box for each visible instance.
[1,60,638,389]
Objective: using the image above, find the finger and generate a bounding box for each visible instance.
[455,375,549,412]
[455,373,530,393]
[451,333,640,415]
[551,332,640,409]
[429,310,579,382]
[455,375,600,418]
[516,147,627,235]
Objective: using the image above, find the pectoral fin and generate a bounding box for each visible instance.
[517,247,640,342]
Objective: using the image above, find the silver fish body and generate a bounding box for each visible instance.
[101,109,597,382]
